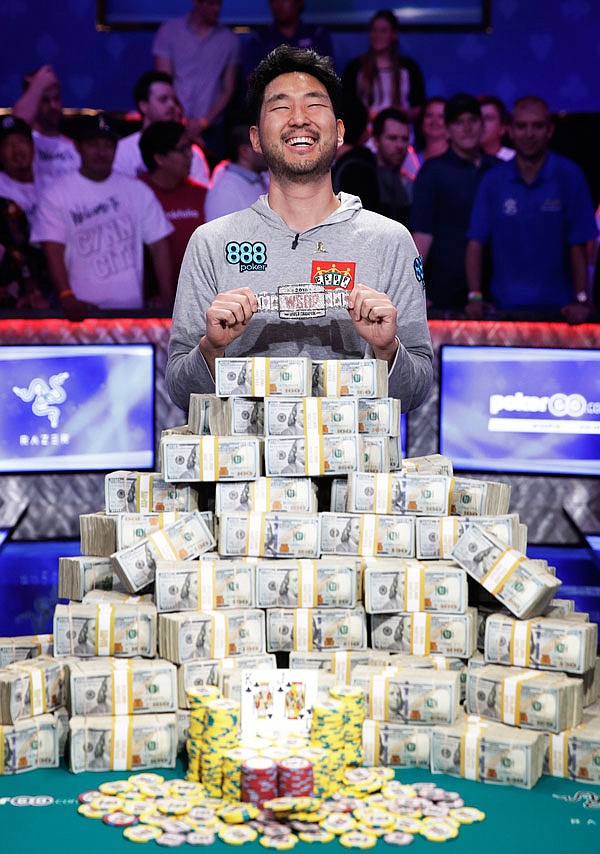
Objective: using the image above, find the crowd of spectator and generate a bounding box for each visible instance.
[0,1,597,322]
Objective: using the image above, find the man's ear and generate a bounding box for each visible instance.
[249,125,263,154]
[336,118,345,147]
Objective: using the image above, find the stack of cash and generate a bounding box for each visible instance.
[68,712,177,773]
[362,719,432,767]
[215,356,312,397]
[1,714,58,774]
[79,512,117,556]
[363,559,468,613]
[288,651,373,683]
[545,715,600,782]
[105,471,198,514]
[112,510,216,593]
[266,607,368,652]
[0,656,66,724]
[484,613,598,675]
[350,666,460,726]
[401,454,453,476]
[320,511,415,557]
[82,590,154,605]
[264,397,359,436]
[451,524,561,619]
[312,359,388,398]
[54,706,69,758]
[451,477,512,516]
[416,514,527,560]
[218,512,320,558]
[255,558,358,608]
[189,395,264,436]
[177,654,276,708]
[371,608,478,658]
[53,602,157,658]
[430,718,545,788]
[346,472,452,515]
[155,559,256,612]
[161,435,263,482]
[187,394,212,434]
[264,435,361,477]
[58,556,122,601]
[0,635,53,666]
[466,663,583,733]
[80,511,215,555]
[158,609,266,664]
[357,398,402,436]
[66,658,177,716]
[215,478,317,514]
[330,479,349,512]
[360,436,398,473]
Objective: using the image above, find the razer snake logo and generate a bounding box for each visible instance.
[12,372,70,428]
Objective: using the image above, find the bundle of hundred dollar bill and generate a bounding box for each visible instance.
[255,558,359,608]
[68,712,177,773]
[288,650,373,684]
[0,634,53,666]
[218,512,320,558]
[266,607,368,652]
[66,658,177,716]
[104,471,198,514]
[415,514,527,560]
[79,510,215,557]
[1,714,58,774]
[158,609,266,664]
[362,719,432,767]
[363,558,468,613]
[53,602,157,658]
[371,608,478,658]
[155,559,256,612]
[58,555,124,601]
[320,512,415,557]
[545,715,600,782]
[215,357,313,397]
[312,359,389,398]
[0,656,66,724]
[215,478,317,514]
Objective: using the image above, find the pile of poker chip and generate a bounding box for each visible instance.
[76,768,485,848]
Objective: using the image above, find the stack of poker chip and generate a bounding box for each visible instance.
[297,745,334,799]
[309,700,346,789]
[200,697,240,797]
[223,747,258,801]
[329,684,365,767]
[241,756,279,806]
[278,756,314,797]
[186,684,222,782]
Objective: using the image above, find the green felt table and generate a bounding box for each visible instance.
[0,760,598,854]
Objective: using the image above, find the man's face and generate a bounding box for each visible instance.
[422,100,447,141]
[77,136,117,181]
[250,71,343,185]
[375,118,409,169]
[157,132,193,182]
[141,82,179,124]
[37,82,63,133]
[480,104,505,150]
[446,111,482,158]
[0,133,34,180]
[509,103,553,161]
[195,0,221,26]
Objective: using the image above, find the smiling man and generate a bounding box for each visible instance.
[166,46,433,413]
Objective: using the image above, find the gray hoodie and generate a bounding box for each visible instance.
[167,193,433,412]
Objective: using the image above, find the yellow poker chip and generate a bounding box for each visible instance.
[218,803,260,824]
[339,831,377,849]
[353,809,395,830]
[128,772,165,786]
[423,816,459,830]
[218,826,258,845]
[382,783,416,800]
[298,830,335,844]
[99,780,135,796]
[122,801,156,818]
[320,814,358,835]
[156,798,192,816]
[371,767,395,782]
[391,817,422,835]
[138,783,175,799]
[449,807,485,824]
[259,833,298,850]
[90,795,125,812]
[355,825,388,838]
[288,810,328,823]
[169,780,205,798]
[262,797,298,814]
[421,820,459,842]
[78,803,108,819]
[288,798,322,815]
[139,812,170,828]
[123,824,163,843]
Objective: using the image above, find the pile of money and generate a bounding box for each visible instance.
[363,559,468,613]
[215,357,312,397]
[218,512,320,558]
[189,395,264,436]
[451,477,512,516]
[350,666,461,726]
[430,718,546,788]
[177,654,276,708]
[255,558,358,608]
[0,635,53,666]
[112,510,216,593]
[452,524,561,619]
[66,658,177,716]
[1,714,58,774]
[312,359,389,398]
[158,609,266,664]
[320,512,415,557]
[466,663,583,733]
[264,397,359,436]
[346,472,452,516]
[416,514,527,560]
[484,613,598,675]
[362,719,432,767]
[545,715,600,781]
[68,712,177,773]
[53,602,157,658]
[215,478,317,514]
[401,454,453,476]
[357,398,402,436]
[0,656,66,724]
[161,435,263,482]
[81,511,215,555]
[155,559,256,612]
[266,607,368,652]
[105,471,198,514]
[371,608,478,658]
[264,435,361,477]
[58,556,122,601]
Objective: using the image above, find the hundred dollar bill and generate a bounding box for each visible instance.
[1,714,58,774]
[264,397,359,436]
[79,512,117,556]
[215,356,312,397]
[255,558,357,608]
[0,656,66,724]
[465,663,583,734]
[330,478,348,512]
[430,718,545,788]
[54,706,69,758]
[450,477,511,516]
[266,607,367,652]
[117,511,214,551]
[0,635,53,667]
[190,395,264,436]
[218,512,320,558]
[69,712,177,773]
[360,436,395,473]
[362,719,432,767]
[357,398,402,436]
[161,435,263,482]
[154,559,255,612]
[401,454,454,476]
[451,524,561,619]
[484,613,597,675]
[346,472,452,516]
[546,717,600,782]
[289,651,373,684]
[113,510,216,593]
[369,652,468,702]
[215,477,317,514]
[320,512,415,558]
[313,359,389,398]
[353,668,460,726]
[177,709,190,754]
[416,514,526,560]
[105,471,198,514]
[53,602,157,658]
[363,559,468,613]
[159,609,266,664]
[67,658,177,716]
[177,654,276,708]
[264,435,360,477]
[187,394,212,434]
[371,607,477,658]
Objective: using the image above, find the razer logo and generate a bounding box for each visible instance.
[12,372,70,428]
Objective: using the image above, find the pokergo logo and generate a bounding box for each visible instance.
[489,392,600,418]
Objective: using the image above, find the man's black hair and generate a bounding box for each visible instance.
[133,71,174,111]
[372,107,410,139]
[139,120,186,172]
[246,45,342,125]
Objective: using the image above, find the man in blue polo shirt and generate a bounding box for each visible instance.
[466,95,597,322]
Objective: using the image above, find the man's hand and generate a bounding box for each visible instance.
[60,294,98,322]
[347,284,398,365]
[200,287,257,373]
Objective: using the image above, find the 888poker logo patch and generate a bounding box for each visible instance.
[226,240,268,272]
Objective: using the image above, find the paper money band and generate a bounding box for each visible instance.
[294,609,314,650]
[548,731,569,777]
[481,548,526,596]
[510,619,534,667]
[137,474,153,512]
[358,515,376,556]
[404,564,425,612]
[501,671,544,726]
[29,667,46,717]
[411,612,431,656]
[96,604,115,656]
[151,527,180,560]
[111,661,134,715]
[211,613,227,658]
[297,559,318,608]
[199,563,216,610]
[460,727,482,781]
[362,719,379,766]
[111,716,134,770]
[441,518,461,557]
[332,651,353,684]
[247,513,267,556]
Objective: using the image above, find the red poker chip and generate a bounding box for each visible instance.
[78,790,103,804]
[102,811,138,827]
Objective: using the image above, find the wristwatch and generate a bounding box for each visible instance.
[575,292,589,304]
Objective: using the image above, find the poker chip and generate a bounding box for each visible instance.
[320,813,357,835]
[155,832,187,847]
[353,808,395,830]
[123,824,163,842]
[219,825,258,845]
[241,757,279,807]
[391,817,422,835]
[186,831,217,846]
[161,819,194,834]
[138,783,174,799]
[259,833,299,849]
[420,819,459,842]
[103,811,139,827]
[298,829,335,844]
[278,757,314,798]
[382,831,414,846]
[99,780,134,796]
[339,831,377,849]
[187,806,218,824]
[449,807,486,824]
[90,795,124,812]
[156,798,192,816]
[139,812,170,828]
[78,803,108,819]
[78,789,103,804]
[129,772,165,786]
[122,801,155,817]
[219,802,261,824]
